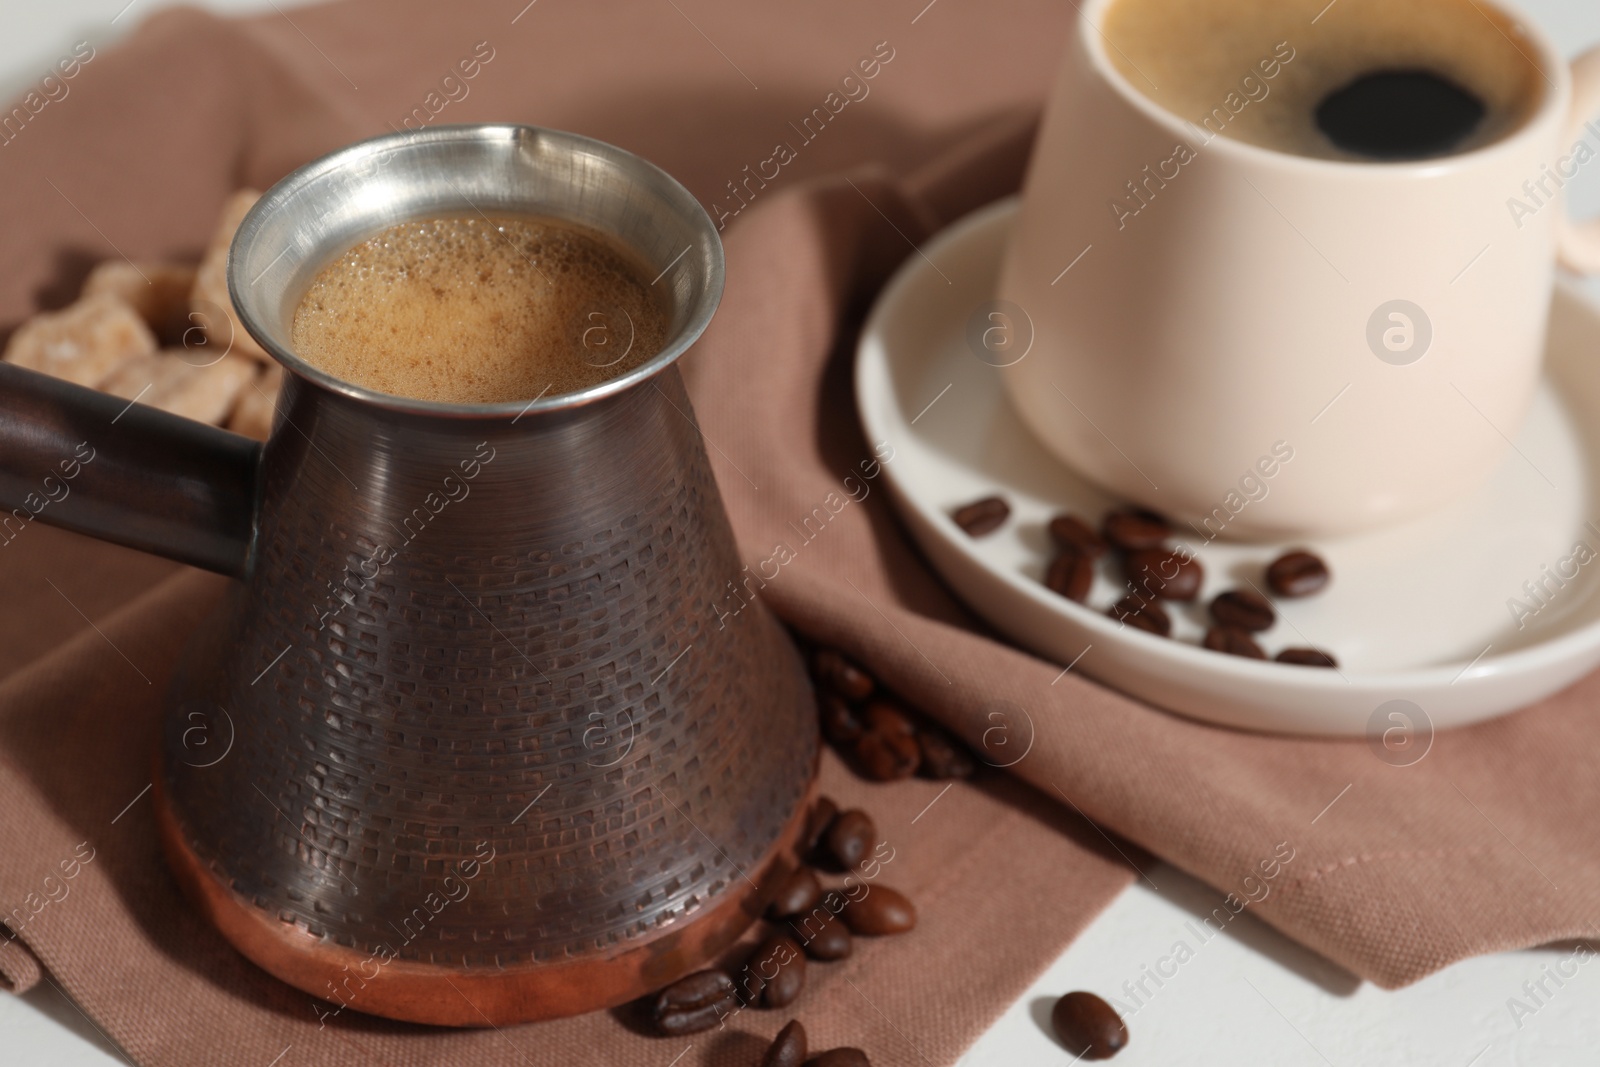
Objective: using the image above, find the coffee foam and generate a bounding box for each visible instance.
[1100,0,1547,160]
[291,215,671,404]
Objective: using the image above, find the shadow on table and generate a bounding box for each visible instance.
[21,979,127,1060]
[1020,861,1363,1046]
[1149,866,1362,998]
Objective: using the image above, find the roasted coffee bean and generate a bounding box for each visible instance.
[1101,506,1169,552]
[806,1050,870,1067]
[812,648,875,701]
[1107,595,1171,636]
[651,969,736,1035]
[952,495,1010,537]
[820,694,865,746]
[1209,589,1275,632]
[862,698,916,737]
[1124,547,1203,601]
[1051,991,1128,1059]
[1045,548,1095,603]
[1276,647,1339,668]
[917,727,975,780]
[825,810,876,869]
[793,909,853,961]
[762,1020,808,1067]
[803,797,839,855]
[1049,513,1106,559]
[1203,626,1267,659]
[769,867,824,919]
[853,730,920,781]
[1266,549,1330,597]
[736,957,764,1005]
[840,885,917,936]
[749,933,806,1008]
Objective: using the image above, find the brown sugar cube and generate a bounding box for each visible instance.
[82,260,198,343]
[101,350,257,426]
[226,363,284,440]
[190,189,270,362]
[3,292,157,386]
[100,352,163,398]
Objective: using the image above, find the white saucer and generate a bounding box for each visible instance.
[856,197,1600,736]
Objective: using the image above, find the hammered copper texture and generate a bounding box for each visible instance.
[162,365,817,972]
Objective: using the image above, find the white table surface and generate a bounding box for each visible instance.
[3,1,1600,1064]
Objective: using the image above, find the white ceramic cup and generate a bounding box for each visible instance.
[997,0,1600,540]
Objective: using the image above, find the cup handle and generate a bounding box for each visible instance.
[1558,45,1600,273]
[0,362,260,576]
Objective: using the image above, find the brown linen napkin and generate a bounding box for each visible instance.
[1,2,1599,1064]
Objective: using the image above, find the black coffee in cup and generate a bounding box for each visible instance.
[1100,0,1546,161]
[1316,70,1486,159]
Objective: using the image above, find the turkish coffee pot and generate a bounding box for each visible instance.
[0,125,817,1025]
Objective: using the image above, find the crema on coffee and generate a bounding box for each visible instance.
[291,215,671,404]
[1100,0,1546,160]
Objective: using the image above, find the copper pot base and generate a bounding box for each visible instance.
[155,770,815,1027]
